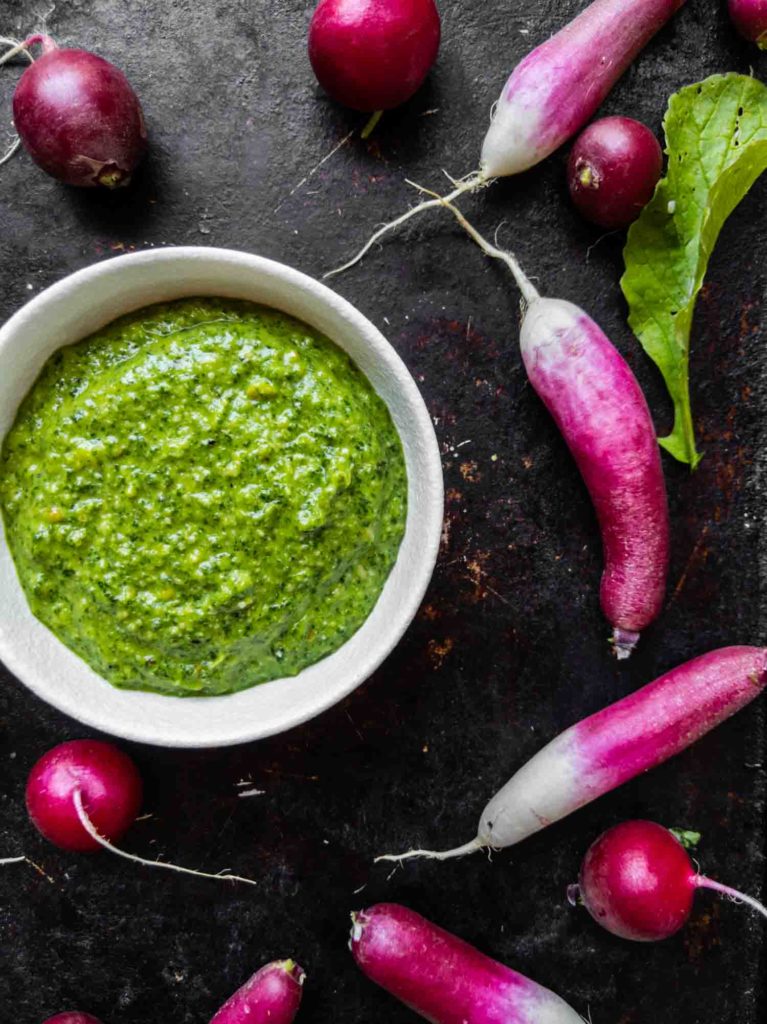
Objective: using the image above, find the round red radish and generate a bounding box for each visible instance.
[26,740,143,853]
[578,821,694,940]
[42,1015,104,1024]
[13,35,147,188]
[575,820,767,942]
[728,0,767,47]
[308,0,441,112]
[567,116,663,229]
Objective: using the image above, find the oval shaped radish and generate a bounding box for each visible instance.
[26,739,143,853]
[378,646,767,862]
[12,35,147,187]
[42,1014,104,1024]
[351,903,584,1023]
[575,820,767,941]
[308,0,441,112]
[567,116,663,229]
[728,0,767,47]
[210,959,306,1024]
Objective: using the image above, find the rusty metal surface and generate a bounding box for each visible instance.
[0,1,764,1021]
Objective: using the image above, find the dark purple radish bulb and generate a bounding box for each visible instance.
[567,116,662,229]
[12,34,147,187]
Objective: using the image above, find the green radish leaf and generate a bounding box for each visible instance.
[621,74,767,469]
[670,828,702,850]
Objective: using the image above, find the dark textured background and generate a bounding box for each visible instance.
[0,1,765,1021]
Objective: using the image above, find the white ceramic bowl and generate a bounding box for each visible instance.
[0,247,443,748]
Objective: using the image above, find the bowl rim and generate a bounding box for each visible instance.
[0,246,443,747]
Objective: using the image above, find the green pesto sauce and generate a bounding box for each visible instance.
[0,298,407,696]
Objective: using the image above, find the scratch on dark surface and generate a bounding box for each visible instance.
[273,129,355,214]
[667,524,711,609]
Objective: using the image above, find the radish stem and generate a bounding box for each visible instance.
[73,789,258,886]
[361,109,383,138]
[324,174,488,278]
[695,876,767,920]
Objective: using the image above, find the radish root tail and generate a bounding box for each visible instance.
[408,182,541,306]
[696,875,767,921]
[375,837,485,864]
[324,173,487,279]
[0,855,26,865]
[0,36,33,168]
[73,789,258,886]
[612,627,640,660]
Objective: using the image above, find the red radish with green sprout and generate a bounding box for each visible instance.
[409,197,668,655]
[210,960,306,1024]
[308,0,441,137]
[728,0,767,47]
[329,0,687,274]
[378,646,767,862]
[1,34,146,186]
[25,740,256,884]
[567,117,663,229]
[571,820,767,941]
[351,903,584,1024]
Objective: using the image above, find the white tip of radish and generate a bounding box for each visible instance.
[375,838,485,864]
[612,628,640,659]
[350,914,364,944]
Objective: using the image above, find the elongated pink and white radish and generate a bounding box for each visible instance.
[351,903,584,1024]
[328,0,687,275]
[378,646,767,863]
[210,960,306,1024]
[423,196,668,654]
[570,820,767,941]
[25,740,256,885]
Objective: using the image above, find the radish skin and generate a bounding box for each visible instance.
[351,903,584,1024]
[378,646,767,862]
[481,0,686,177]
[210,960,305,1024]
[574,820,767,941]
[42,1015,103,1024]
[328,0,686,276]
[423,196,668,654]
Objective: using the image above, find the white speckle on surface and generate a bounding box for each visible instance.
[667,200,676,214]
[237,788,265,799]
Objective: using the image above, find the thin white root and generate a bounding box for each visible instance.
[324,174,487,279]
[407,181,540,306]
[696,876,767,921]
[375,837,485,863]
[0,36,33,168]
[0,855,26,865]
[73,790,258,886]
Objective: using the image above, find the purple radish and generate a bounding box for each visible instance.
[567,116,663,229]
[210,960,306,1024]
[329,0,687,274]
[728,0,767,47]
[42,1016,104,1024]
[351,903,584,1024]
[378,646,767,862]
[25,740,256,885]
[571,820,767,941]
[5,34,146,187]
[427,198,668,655]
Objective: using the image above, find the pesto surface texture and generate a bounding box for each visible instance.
[0,298,407,696]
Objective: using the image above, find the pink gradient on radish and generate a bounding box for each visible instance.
[728,0,767,48]
[519,298,669,654]
[481,0,687,177]
[26,740,143,853]
[42,1015,103,1024]
[351,903,583,1023]
[209,960,305,1024]
[13,36,147,187]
